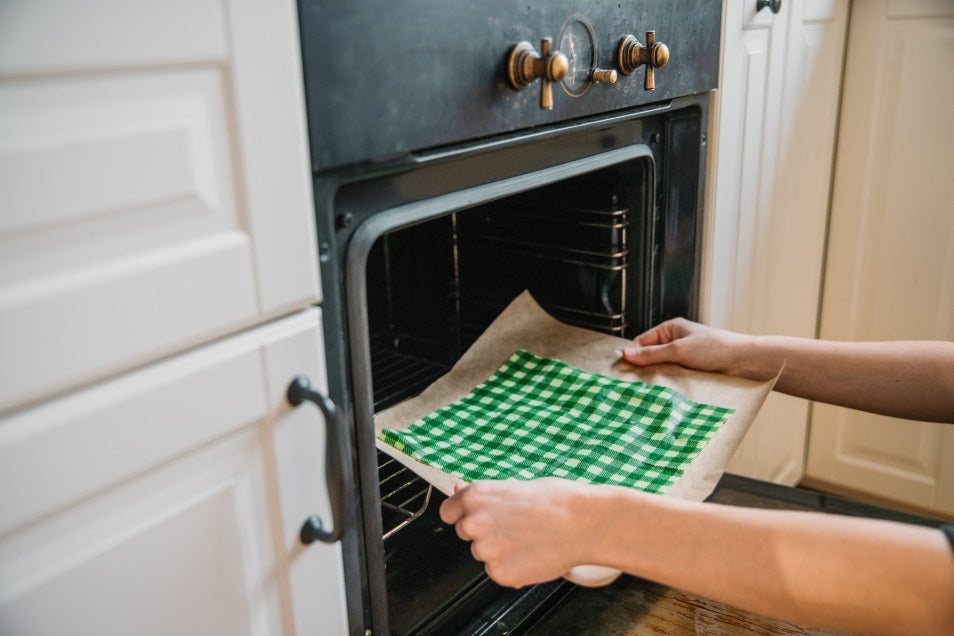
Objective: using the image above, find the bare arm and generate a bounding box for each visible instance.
[621,318,954,423]
[440,478,954,635]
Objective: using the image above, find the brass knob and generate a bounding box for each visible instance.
[592,68,618,84]
[507,38,569,109]
[616,30,670,90]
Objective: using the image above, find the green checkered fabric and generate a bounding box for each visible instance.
[379,350,734,494]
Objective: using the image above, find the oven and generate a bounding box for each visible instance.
[296,1,722,633]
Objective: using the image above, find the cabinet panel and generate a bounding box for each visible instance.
[261,311,349,636]
[0,311,266,536]
[0,0,321,415]
[705,4,786,330]
[1,449,263,636]
[706,1,848,484]
[706,4,786,483]
[0,309,348,634]
[0,70,240,247]
[807,2,954,516]
[0,0,227,76]
[227,0,323,316]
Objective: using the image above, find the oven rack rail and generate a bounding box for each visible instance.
[370,333,453,411]
[378,453,433,540]
[459,290,629,337]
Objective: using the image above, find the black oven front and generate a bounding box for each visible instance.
[297,2,721,633]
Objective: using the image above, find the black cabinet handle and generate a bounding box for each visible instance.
[287,375,351,544]
[757,0,782,13]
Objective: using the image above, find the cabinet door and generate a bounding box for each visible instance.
[0,0,321,414]
[0,309,349,635]
[704,0,848,484]
[806,1,954,517]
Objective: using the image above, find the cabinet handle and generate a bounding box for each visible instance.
[756,0,782,13]
[287,375,351,544]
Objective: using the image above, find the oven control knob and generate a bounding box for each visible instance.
[616,30,670,90]
[506,38,569,109]
[592,68,618,84]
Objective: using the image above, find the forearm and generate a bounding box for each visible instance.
[582,488,954,634]
[735,337,954,423]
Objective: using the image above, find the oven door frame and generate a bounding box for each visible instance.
[312,94,711,634]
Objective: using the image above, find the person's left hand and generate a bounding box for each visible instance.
[438,478,595,587]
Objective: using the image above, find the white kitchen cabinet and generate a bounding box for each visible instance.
[805,0,954,517]
[702,0,849,484]
[0,309,349,635]
[0,0,321,415]
[0,0,347,631]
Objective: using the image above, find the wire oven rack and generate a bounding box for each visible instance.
[370,194,635,539]
[371,337,446,539]
[378,452,434,540]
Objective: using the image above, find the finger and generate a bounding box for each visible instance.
[632,324,671,347]
[470,540,484,562]
[633,317,693,348]
[622,342,678,366]
[485,562,521,589]
[439,493,463,525]
[633,319,685,347]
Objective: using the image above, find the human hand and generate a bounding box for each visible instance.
[622,317,749,376]
[438,478,595,588]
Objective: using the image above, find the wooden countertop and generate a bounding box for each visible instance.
[528,575,844,635]
[525,575,845,635]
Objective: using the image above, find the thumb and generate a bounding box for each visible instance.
[622,343,678,366]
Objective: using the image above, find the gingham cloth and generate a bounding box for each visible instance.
[379,349,734,493]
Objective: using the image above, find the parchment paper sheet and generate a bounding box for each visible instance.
[375,291,778,585]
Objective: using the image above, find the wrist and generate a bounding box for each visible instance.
[734,335,785,382]
[576,486,670,570]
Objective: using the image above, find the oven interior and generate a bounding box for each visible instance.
[367,159,654,414]
[363,154,677,633]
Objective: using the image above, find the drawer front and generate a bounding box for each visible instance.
[0,309,348,635]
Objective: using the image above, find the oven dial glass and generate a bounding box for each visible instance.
[558,15,597,97]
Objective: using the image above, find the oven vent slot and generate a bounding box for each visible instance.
[378,453,433,540]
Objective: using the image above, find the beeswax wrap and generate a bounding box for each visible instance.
[380,350,734,493]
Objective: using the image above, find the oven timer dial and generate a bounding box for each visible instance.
[558,14,616,97]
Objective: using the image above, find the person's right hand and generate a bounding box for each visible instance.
[621,317,750,376]
[439,478,597,588]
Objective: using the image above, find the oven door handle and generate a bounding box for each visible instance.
[287,375,351,544]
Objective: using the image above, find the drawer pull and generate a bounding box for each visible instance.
[287,375,351,544]
[756,0,782,14]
